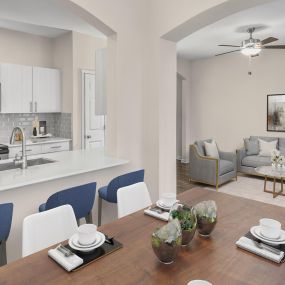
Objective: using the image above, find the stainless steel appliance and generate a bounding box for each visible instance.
[0,144,9,160]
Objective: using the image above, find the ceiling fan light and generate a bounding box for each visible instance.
[241,47,261,56]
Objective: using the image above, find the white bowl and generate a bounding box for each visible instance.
[187,280,212,285]
[260,218,281,239]
[77,224,97,245]
[161,193,176,207]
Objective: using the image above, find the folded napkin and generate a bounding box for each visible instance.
[144,207,169,221]
[48,247,83,271]
[236,236,284,263]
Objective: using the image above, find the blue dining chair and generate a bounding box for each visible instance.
[39,182,96,225]
[0,203,13,266]
[98,169,145,226]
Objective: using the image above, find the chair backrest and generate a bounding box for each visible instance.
[194,139,213,156]
[0,203,13,241]
[117,182,152,218]
[45,182,96,219]
[105,169,145,203]
[22,205,78,257]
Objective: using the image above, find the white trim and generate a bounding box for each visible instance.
[81,69,95,150]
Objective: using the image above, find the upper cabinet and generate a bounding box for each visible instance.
[0,63,61,113]
[0,63,33,113]
[33,67,61,113]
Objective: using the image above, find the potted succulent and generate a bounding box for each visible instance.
[169,203,197,246]
[151,219,182,264]
[195,200,217,237]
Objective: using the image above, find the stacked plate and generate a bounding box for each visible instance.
[68,231,105,252]
[250,226,285,246]
[156,199,178,211]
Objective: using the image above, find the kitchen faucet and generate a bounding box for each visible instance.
[10,126,27,169]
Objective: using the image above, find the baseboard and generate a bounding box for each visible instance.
[181,158,189,164]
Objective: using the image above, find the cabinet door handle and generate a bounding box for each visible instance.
[30,102,33,113]
[50,146,62,149]
[35,102,37,113]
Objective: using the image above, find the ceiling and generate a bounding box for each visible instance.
[177,0,285,60]
[0,0,106,38]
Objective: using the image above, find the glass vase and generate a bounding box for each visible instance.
[169,203,197,246]
[195,200,217,237]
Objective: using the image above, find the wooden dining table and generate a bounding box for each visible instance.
[0,188,285,285]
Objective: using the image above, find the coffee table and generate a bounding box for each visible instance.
[255,166,285,198]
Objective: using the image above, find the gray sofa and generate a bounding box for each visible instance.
[237,136,285,175]
[189,139,237,190]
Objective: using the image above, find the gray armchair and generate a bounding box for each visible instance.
[189,139,237,190]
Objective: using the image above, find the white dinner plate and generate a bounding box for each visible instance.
[71,232,103,248]
[250,226,285,246]
[68,232,105,252]
[156,200,178,210]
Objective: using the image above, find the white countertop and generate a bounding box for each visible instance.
[0,148,128,192]
[5,137,71,148]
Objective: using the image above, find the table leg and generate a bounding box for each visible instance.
[263,176,267,193]
[273,177,276,198]
[263,176,285,198]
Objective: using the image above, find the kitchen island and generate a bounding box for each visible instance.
[0,148,128,262]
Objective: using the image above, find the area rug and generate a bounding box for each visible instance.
[205,175,285,208]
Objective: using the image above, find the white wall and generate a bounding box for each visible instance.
[188,50,285,152]
[52,32,73,113]
[177,57,191,162]
[72,31,107,149]
[69,0,259,198]
[0,27,53,67]
[176,74,182,160]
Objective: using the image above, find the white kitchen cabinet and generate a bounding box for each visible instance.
[9,145,42,158]
[33,67,61,113]
[9,141,70,158]
[41,141,69,153]
[0,63,33,113]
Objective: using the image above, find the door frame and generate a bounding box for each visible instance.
[81,69,96,149]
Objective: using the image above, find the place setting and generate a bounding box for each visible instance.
[236,218,285,263]
[48,224,122,272]
[144,192,178,221]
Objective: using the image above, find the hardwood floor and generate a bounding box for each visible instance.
[176,160,198,193]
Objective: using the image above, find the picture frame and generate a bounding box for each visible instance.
[267,94,285,132]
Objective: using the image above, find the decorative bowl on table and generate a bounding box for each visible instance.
[194,200,217,237]
[169,203,197,246]
[151,219,182,264]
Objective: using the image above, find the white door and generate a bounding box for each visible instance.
[83,72,105,149]
[33,66,61,113]
[0,63,33,113]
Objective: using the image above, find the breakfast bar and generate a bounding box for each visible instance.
[1,188,285,285]
[0,148,128,262]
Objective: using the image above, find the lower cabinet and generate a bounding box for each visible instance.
[9,141,70,158]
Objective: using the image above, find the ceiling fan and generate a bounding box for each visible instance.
[215,27,285,57]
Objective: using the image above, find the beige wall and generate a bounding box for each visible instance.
[52,32,73,113]
[69,0,264,198]
[0,27,53,67]
[188,50,285,152]
[72,31,107,149]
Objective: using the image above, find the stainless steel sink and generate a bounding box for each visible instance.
[0,158,56,172]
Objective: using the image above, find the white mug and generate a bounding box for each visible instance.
[161,192,176,207]
[77,224,97,245]
[260,218,281,239]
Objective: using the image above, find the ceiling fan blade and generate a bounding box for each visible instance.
[261,37,278,45]
[218,44,240,47]
[263,45,285,49]
[215,49,240,56]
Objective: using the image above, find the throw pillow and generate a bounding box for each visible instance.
[244,138,259,155]
[258,139,277,156]
[204,140,219,159]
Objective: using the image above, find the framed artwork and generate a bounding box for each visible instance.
[267,94,285,132]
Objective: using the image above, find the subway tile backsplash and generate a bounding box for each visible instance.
[0,113,72,143]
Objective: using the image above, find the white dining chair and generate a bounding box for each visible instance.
[22,204,78,257]
[117,182,152,218]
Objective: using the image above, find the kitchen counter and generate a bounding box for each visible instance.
[0,147,129,263]
[4,137,71,148]
[0,148,128,192]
